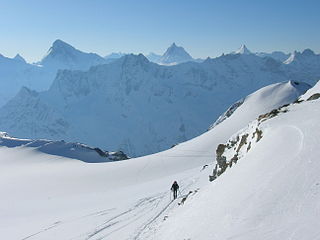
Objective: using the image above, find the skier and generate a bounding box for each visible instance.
[171,181,179,199]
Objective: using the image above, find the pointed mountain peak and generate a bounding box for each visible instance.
[160,42,193,65]
[234,44,251,55]
[49,39,76,53]
[14,54,26,63]
[170,42,177,48]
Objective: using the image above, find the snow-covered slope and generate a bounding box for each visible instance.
[0,80,312,240]
[300,79,320,101]
[0,50,312,157]
[151,80,320,240]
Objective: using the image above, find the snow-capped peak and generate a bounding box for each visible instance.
[233,44,252,55]
[159,42,193,65]
[39,39,106,70]
[284,51,297,64]
[13,54,26,63]
[42,39,78,60]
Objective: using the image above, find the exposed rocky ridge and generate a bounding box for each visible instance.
[0,132,128,162]
[209,93,311,181]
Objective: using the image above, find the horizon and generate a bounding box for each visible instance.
[1,0,320,62]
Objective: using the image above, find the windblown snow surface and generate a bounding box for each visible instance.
[0,81,316,240]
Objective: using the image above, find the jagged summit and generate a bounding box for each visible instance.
[13,54,26,63]
[159,42,193,65]
[121,53,149,65]
[233,44,252,55]
[284,49,317,64]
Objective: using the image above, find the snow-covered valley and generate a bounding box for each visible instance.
[1,80,319,239]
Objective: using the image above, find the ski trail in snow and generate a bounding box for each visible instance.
[133,199,174,240]
[21,221,61,240]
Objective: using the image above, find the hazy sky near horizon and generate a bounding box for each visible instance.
[0,0,319,62]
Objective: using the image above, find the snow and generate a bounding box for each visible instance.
[0,80,315,239]
[0,49,312,157]
[150,81,320,240]
[158,43,195,65]
[232,44,252,55]
[255,51,290,62]
[300,79,320,100]
[0,40,108,107]
[0,132,128,163]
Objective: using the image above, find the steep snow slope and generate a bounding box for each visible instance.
[0,81,311,240]
[152,81,320,240]
[300,79,320,101]
[0,51,310,157]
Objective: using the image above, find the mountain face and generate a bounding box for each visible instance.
[146,52,162,63]
[158,43,194,65]
[232,44,252,55]
[0,51,315,157]
[256,51,290,62]
[283,49,320,85]
[0,40,108,107]
[39,39,107,70]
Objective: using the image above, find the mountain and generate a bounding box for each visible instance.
[156,80,320,240]
[13,54,27,63]
[0,51,314,157]
[0,80,316,239]
[0,132,128,162]
[39,39,107,70]
[0,40,109,107]
[0,53,49,106]
[232,44,252,55]
[256,51,290,62]
[105,52,127,60]
[146,52,162,63]
[159,42,194,65]
[284,49,320,85]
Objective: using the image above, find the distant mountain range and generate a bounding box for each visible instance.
[1,46,319,156]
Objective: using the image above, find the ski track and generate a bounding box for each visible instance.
[19,169,204,240]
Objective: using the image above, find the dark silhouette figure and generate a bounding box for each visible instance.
[171,181,179,199]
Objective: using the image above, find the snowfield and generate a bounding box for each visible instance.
[1,80,318,240]
[153,82,320,240]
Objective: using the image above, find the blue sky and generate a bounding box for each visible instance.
[0,0,319,62]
